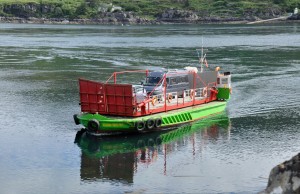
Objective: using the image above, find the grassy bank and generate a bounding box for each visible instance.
[0,0,298,20]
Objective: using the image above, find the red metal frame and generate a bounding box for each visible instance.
[105,70,149,84]
[79,70,218,117]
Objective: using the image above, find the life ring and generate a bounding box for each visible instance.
[146,119,155,130]
[136,121,145,131]
[167,93,173,103]
[154,118,162,128]
[87,119,99,132]
[151,96,157,106]
[202,87,208,97]
[190,89,195,99]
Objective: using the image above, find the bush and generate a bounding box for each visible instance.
[123,4,140,12]
[0,0,294,20]
[54,6,63,16]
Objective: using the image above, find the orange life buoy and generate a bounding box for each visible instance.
[202,87,208,97]
[190,90,195,99]
[167,93,173,103]
[151,96,157,106]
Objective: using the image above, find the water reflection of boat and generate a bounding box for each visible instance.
[75,113,230,183]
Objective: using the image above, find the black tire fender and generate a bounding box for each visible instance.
[146,119,155,130]
[87,119,99,132]
[73,114,80,125]
[136,121,145,131]
[155,118,162,128]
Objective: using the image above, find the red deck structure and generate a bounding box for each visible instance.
[79,70,218,117]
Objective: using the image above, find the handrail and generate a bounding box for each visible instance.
[105,70,149,84]
[147,74,166,97]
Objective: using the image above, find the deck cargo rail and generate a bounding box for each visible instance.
[79,70,218,117]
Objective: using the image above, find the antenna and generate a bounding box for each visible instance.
[196,49,202,72]
[196,38,209,72]
[201,38,204,72]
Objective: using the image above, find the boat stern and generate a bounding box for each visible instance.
[217,72,232,100]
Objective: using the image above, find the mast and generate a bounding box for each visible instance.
[196,38,204,73]
[201,38,204,72]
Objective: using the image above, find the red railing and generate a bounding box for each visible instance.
[79,70,218,117]
[105,70,149,84]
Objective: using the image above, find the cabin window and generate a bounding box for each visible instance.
[227,76,231,83]
[184,76,189,82]
[145,77,162,86]
[222,78,228,84]
[170,77,177,85]
[179,76,188,83]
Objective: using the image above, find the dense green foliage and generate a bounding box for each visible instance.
[0,0,298,19]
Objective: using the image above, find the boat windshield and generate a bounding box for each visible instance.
[145,77,162,86]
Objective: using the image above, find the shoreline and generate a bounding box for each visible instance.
[1,16,299,25]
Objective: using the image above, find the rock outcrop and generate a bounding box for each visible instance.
[0,11,155,25]
[261,153,300,194]
[2,3,58,18]
[0,3,295,24]
[155,8,287,24]
[288,13,300,20]
[157,9,199,23]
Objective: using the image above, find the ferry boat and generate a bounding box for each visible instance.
[73,49,232,136]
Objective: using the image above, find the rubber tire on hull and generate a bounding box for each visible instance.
[136,121,145,132]
[87,119,100,133]
[146,119,155,130]
[73,114,80,125]
[155,118,162,128]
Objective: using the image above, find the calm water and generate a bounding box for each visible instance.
[0,23,300,193]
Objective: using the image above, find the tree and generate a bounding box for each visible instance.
[86,0,100,7]
[76,2,88,16]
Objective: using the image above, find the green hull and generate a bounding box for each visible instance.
[217,88,231,100]
[75,113,230,158]
[75,101,227,134]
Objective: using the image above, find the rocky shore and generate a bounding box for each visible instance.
[261,153,300,193]
[0,8,299,25]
